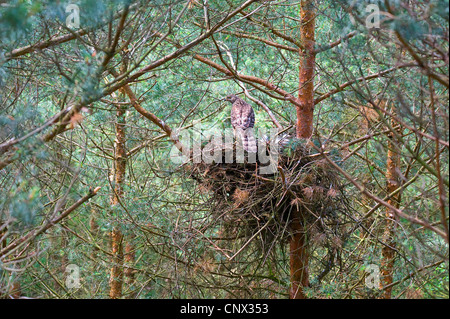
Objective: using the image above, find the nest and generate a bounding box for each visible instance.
[188,139,352,259]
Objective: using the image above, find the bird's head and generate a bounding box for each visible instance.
[225,94,239,103]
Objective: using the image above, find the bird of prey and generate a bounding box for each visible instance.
[225,94,257,153]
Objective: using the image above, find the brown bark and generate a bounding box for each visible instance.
[297,0,316,139]
[289,210,309,299]
[379,111,402,299]
[109,228,124,299]
[289,0,316,299]
[108,79,128,299]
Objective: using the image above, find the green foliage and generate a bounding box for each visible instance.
[0,0,33,42]
[0,0,448,300]
[425,263,449,298]
[6,182,43,227]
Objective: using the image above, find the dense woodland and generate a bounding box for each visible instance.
[0,0,448,299]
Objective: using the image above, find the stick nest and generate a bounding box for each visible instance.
[188,141,352,256]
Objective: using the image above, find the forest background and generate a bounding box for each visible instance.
[0,0,448,299]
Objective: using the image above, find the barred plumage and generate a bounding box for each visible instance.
[225,94,257,153]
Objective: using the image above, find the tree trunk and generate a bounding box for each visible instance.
[289,210,309,299]
[109,227,124,299]
[297,0,316,139]
[109,89,127,299]
[379,115,402,299]
[289,0,316,299]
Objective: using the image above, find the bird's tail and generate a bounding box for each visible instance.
[242,129,257,153]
